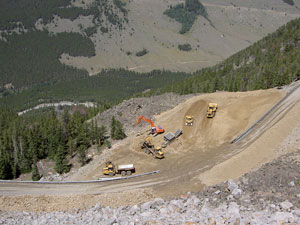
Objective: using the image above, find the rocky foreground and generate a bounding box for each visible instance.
[1,150,300,224]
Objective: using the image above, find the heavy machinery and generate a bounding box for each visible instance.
[141,136,164,159]
[136,115,164,134]
[185,115,194,126]
[103,161,135,176]
[207,103,218,118]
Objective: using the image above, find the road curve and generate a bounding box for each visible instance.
[1,82,300,196]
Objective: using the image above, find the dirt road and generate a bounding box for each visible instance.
[1,83,300,211]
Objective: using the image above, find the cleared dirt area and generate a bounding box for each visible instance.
[67,89,283,182]
[2,84,300,212]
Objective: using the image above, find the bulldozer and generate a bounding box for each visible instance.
[141,136,164,159]
[136,115,164,135]
[207,103,218,118]
[103,161,135,176]
[185,115,194,126]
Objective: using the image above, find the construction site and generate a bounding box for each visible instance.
[1,80,300,215]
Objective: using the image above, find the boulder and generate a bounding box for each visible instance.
[279,200,293,210]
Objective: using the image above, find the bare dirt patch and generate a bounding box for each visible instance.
[0,189,155,212]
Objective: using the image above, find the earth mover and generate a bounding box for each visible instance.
[103,161,135,176]
[185,115,194,126]
[207,103,218,118]
[141,136,164,159]
[136,115,164,135]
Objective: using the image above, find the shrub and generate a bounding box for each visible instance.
[178,43,192,51]
[283,0,294,6]
[136,49,149,57]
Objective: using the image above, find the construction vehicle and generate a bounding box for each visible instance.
[136,115,164,134]
[185,115,194,126]
[141,136,164,159]
[103,161,135,176]
[207,103,218,118]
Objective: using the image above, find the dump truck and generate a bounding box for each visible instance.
[141,136,164,159]
[185,115,194,126]
[207,103,218,118]
[103,161,135,176]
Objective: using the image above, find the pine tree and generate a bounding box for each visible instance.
[76,124,89,166]
[98,125,107,146]
[110,116,117,138]
[78,145,87,166]
[32,162,41,181]
[0,154,12,179]
[110,116,126,140]
[54,145,69,174]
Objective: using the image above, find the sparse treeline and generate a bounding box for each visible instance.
[140,18,300,96]
[0,105,118,180]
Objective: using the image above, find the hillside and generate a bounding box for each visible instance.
[1,82,300,224]
[0,0,128,90]
[0,70,190,111]
[3,15,300,112]
[1,0,300,92]
[57,0,300,73]
[147,17,300,96]
[1,0,300,222]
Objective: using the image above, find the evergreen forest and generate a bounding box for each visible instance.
[0,105,127,180]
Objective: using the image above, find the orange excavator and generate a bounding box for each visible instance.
[136,115,164,134]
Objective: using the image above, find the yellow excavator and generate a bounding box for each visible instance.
[141,136,164,159]
[207,103,218,118]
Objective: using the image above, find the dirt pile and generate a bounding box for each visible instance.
[155,89,284,151]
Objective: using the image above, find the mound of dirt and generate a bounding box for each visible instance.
[71,88,284,183]
[155,89,284,152]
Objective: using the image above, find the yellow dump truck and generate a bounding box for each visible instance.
[103,161,135,176]
[185,115,194,126]
[207,103,218,118]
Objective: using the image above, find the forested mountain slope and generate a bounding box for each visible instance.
[1,0,300,92]
[148,18,300,95]
[0,0,128,90]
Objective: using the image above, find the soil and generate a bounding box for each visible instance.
[1,82,300,212]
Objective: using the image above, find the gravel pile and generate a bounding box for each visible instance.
[93,93,195,135]
[1,187,299,224]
